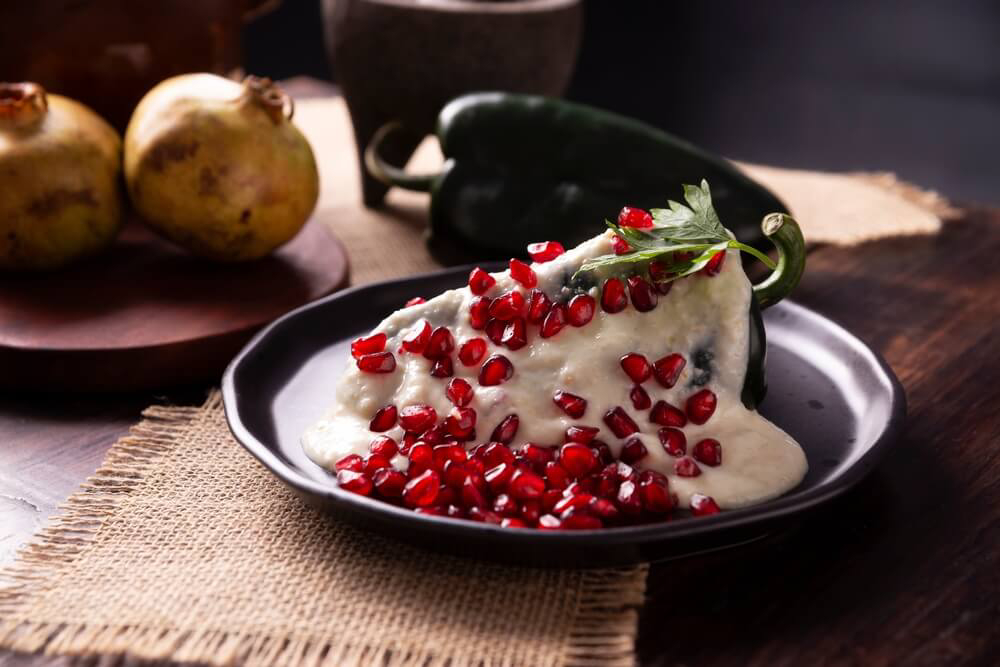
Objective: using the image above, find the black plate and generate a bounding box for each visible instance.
[222,266,905,568]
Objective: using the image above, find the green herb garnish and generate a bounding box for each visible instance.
[575,180,776,283]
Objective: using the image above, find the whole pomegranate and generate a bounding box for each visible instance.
[124,74,319,261]
[0,82,123,271]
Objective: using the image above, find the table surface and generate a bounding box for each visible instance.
[3,197,998,663]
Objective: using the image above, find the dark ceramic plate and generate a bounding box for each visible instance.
[222,265,905,568]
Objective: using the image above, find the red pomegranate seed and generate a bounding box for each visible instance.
[520,500,542,523]
[559,443,599,478]
[400,432,417,454]
[516,443,554,470]
[479,354,514,386]
[653,354,686,388]
[554,493,594,516]
[527,241,565,262]
[648,260,674,295]
[526,289,553,324]
[443,460,470,487]
[589,497,621,522]
[407,443,433,475]
[600,277,628,313]
[351,333,386,359]
[443,504,465,519]
[337,470,373,495]
[650,400,687,427]
[592,441,613,465]
[690,493,721,516]
[404,297,425,307]
[658,427,687,456]
[542,489,563,512]
[489,290,525,320]
[446,378,474,407]
[460,476,489,508]
[508,469,545,500]
[638,470,673,513]
[458,338,487,366]
[485,462,515,493]
[563,480,593,497]
[478,442,513,467]
[616,480,642,516]
[334,454,363,473]
[629,385,652,410]
[553,390,587,418]
[493,493,519,517]
[620,437,648,464]
[561,509,603,530]
[627,276,657,312]
[567,294,596,327]
[400,320,431,354]
[437,485,458,506]
[485,318,505,345]
[540,303,568,338]
[468,267,496,295]
[444,407,477,439]
[692,438,722,466]
[565,425,599,444]
[544,461,571,489]
[611,235,631,255]
[538,514,563,529]
[399,404,437,433]
[687,389,717,424]
[369,435,398,459]
[490,414,519,444]
[620,353,652,383]
[467,508,502,524]
[372,468,405,498]
[674,457,702,477]
[603,406,639,438]
[702,251,726,276]
[469,296,491,329]
[501,517,528,528]
[357,351,396,373]
[423,326,454,360]
[618,206,653,229]
[501,317,528,350]
[402,469,440,507]
[509,258,538,288]
[420,423,448,446]
[429,356,453,378]
[369,405,398,432]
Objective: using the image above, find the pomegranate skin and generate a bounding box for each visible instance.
[124,74,319,261]
[0,82,124,271]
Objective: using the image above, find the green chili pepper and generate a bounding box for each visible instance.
[366,92,788,261]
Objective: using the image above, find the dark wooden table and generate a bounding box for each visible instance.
[3,209,998,666]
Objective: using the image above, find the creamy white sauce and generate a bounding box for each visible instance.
[303,231,807,509]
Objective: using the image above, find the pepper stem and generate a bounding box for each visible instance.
[752,213,806,309]
[364,121,440,193]
[0,82,48,129]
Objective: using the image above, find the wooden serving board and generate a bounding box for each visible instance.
[0,216,349,392]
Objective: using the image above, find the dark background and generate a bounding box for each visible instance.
[246,0,999,206]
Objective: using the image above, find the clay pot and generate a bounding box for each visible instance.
[322,0,583,206]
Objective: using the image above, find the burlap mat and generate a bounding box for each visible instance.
[0,94,957,666]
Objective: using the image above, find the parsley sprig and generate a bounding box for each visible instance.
[575,180,776,283]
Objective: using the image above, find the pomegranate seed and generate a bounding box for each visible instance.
[485,462,515,493]
[489,290,525,320]
[369,405,398,432]
[509,258,537,288]
[627,276,657,312]
[553,390,587,418]
[501,517,528,528]
[402,469,440,507]
[401,432,417,454]
[603,406,639,438]
[478,442,513,467]
[434,442,469,468]
[337,470,373,495]
[508,469,546,500]
[620,353,652,383]
[638,470,673,513]
[653,354,686,388]
[611,461,637,482]
[369,435,398,459]
[429,356,453,378]
[674,457,702,477]
[554,493,594,516]
[490,414,519,444]
[372,468,405,498]
[493,493,519,517]
[618,206,653,229]
[400,320,431,354]
[692,438,723,466]
[527,241,565,262]
[687,389,717,424]
[479,354,514,386]
[544,461,571,489]
[526,289,553,324]
[563,480,593,497]
[334,454,363,473]
[485,318,505,345]
[467,508,502,524]
[444,378,473,407]
[399,404,437,433]
[517,443,554,470]
[404,297,425,307]
[674,251,695,263]
[616,480,642,516]
[468,267,496,295]
[443,460,471,487]
[540,303,568,338]
[567,294,596,327]
[589,497,621,522]
[658,427,687,456]
[444,407,477,439]
[702,251,726,276]
[520,500,542,523]
[561,509,603,529]
[469,296,491,329]
[620,437,648,464]
[601,277,628,313]
[501,317,528,350]
[629,385,651,410]
[458,338,487,366]
[650,400,687,427]
[648,260,674,295]
[407,443,433,475]
[542,489,563,512]
[690,493,721,516]
[444,504,465,519]
[420,423,448,446]
[565,425,599,444]
[592,441,613,465]
[559,443,599,478]
[351,333,386,359]
[438,485,458,506]
[460,476,489,508]
[357,351,396,373]
[538,514,562,529]
[611,235,631,255]
[423,326,454,360]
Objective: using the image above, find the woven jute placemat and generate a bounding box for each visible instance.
[0,95,957,667]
